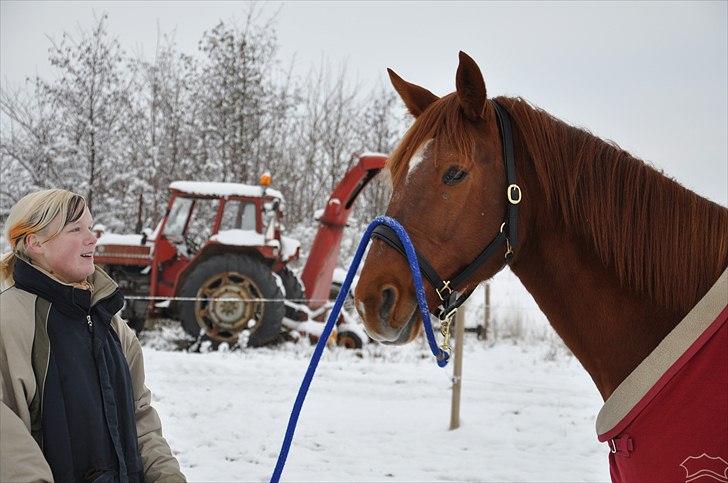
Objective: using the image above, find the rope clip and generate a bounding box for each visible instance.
[439,308,458,352]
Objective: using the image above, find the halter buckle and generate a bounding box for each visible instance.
[436,280,453,301]
[507,184,522,204]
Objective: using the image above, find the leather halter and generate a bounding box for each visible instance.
[372,100,521,321]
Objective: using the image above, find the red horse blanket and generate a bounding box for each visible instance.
[596,268,728,482]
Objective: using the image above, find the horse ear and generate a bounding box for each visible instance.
[388,68,439,118]
[455,51,487,120]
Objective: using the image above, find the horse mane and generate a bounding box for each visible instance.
[389,94,728,313]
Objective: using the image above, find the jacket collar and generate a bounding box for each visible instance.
[13,256,123,319]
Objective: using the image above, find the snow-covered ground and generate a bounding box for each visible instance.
[141,328,610,482]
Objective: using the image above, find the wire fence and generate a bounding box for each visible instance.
[124,295,330,304]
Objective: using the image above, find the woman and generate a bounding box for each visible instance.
[0,189,185,482]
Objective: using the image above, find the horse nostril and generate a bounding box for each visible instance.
[379,286,397,323]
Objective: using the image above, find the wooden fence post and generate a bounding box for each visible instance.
[449,306,466,430]
[481,281,491,341]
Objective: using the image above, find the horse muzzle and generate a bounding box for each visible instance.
[355,283,420,344]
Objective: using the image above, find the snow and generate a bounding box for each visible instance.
[291,320,327,338]
[332,266,357,287]
[359,151,389,159]
[170,181,284,201]
[280,236,301,262]
[334,320,369,345]
[141,331,610,481]
[272,271,286,296]
[209,230,300,262]
[210,229,266,246]
[97,233,151,246]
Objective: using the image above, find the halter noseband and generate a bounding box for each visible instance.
[371,100,521,341]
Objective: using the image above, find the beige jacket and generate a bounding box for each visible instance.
[0,265,185,482]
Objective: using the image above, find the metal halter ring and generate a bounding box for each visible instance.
[507,184,522,204]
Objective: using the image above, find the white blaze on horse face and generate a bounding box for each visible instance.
[406,138,433,182]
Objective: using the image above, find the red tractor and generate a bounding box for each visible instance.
[94,154,387,348]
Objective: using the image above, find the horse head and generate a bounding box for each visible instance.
[354,52,525,345]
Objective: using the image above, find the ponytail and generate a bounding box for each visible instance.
[0,251,16,287]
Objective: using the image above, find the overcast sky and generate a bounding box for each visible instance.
[1,1,726,205]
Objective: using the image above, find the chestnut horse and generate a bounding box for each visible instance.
[354,52,727,479]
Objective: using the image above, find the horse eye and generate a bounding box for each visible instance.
[443,166,468,186]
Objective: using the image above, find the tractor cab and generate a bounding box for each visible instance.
[156,180,293,268]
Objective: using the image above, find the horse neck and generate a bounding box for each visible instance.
[503,105,727,400]
[511,225,681,400]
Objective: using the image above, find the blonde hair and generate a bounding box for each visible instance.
[1,189,87,285]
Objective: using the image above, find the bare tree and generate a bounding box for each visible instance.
[125,29,202,227]
[196,7,285,184]
[0,79,65,200]
[352,84,404,220]
[36,14,130,216]
[284,60,364,224]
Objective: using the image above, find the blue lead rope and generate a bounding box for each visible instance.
[270,216,449,482]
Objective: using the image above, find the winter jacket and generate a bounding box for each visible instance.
[0,258,185,482]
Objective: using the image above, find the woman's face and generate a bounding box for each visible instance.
[28,207,97,284]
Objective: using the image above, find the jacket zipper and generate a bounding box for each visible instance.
[86,314,94,334]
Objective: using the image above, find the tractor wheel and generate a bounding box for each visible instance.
[177,253,285,347]
[126,317,146,334]
[337,330,364,349]
[122,300,147,334]
[278,267,306,321]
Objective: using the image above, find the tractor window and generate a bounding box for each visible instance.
[220,201,257,232]
[164,197,193,239]
[187,199,220,250]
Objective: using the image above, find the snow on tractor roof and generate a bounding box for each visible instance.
[170,181,284,200]
[358,151,388,158]
[210,229,301,262]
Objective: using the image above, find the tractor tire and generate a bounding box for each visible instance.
[278,267,306,321]
[122,300,147,334]
[177,253,285,347]
[105,265,150,334]
[337,330,364,349]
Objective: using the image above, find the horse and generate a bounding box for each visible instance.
[353,52,728,481]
